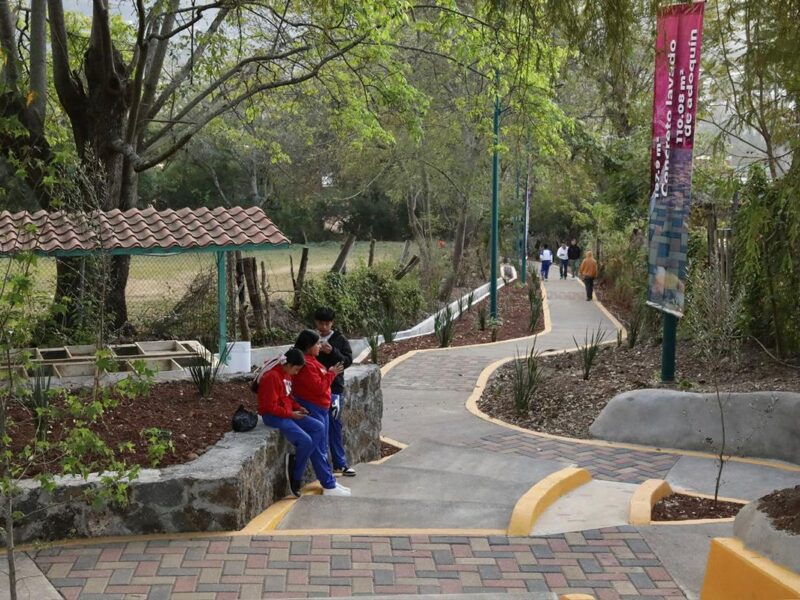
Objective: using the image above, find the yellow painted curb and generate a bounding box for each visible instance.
[560,594,596,600]
[631,480,749,526]
[630,479,674,525]
[240,498,297,534]
[507,466,592,536]
[700,537,800,600]
[370,436,408,464]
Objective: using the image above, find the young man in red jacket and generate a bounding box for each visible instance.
[292,329,350,496]
[257,347,348,498]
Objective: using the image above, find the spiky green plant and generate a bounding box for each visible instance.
[188,344,231,397]
[573,324,607,380]
[434,305,456,347]
[527,286,543,333]
[477,305,487,331]
[511,342,543,414]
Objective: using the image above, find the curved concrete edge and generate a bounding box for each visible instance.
[559,595,596,600]
[507,466,592,536]
[378,277,553,378]
[630,479,674,525]
[630,479,748,526]
[700,537,800,600]
[734,501,800,574]
[464,358,800,473]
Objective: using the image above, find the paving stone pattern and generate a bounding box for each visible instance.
[473,432,681,484]
[32,528,685,599]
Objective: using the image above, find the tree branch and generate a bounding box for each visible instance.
[91,0,117,81]
[125,0,148,145]
[47,0,84,117]
[138,35,367,171]
[0,0,19,85]
[146,6,230,120]
[138,0,179,128]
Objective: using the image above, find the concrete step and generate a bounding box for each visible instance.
[383,438,570,484]
[339,463,545,504]
[531,479,638,535]
[278,496,515,530]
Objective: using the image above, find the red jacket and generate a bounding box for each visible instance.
[258,368,303,418]
[292,354,336,409]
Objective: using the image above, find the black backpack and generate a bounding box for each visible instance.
[231,404,258,432]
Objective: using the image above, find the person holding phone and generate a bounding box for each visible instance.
[314,306,356,477]
[292,329,351,496]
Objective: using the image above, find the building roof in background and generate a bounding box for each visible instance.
[0,206,290,255]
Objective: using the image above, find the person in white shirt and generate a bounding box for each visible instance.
[539,244,553,280]
[556,242,569,280]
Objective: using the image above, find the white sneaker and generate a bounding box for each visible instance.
[335,482,350,492]
[323,485,351,497]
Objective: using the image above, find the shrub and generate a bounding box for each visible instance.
[477,305,487,331]
[298,263,423,335]
[188,344,231,397]
[527,286,543,333]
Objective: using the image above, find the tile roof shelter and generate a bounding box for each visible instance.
[0,206,290,353]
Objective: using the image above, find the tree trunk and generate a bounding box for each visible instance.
[368,239,376,267]
[438,212,468,301]
[4,494,17,600]
[105,255,132,337]
[234,251,250,342]
[293,247,309,310]
[259,261,272,330]
[242,257,266,336]
[330,236,355,273]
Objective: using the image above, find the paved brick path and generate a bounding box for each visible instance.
[472,431,681,484]
[32,527,685,599]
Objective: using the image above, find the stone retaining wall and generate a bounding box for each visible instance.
[9,365,382,545]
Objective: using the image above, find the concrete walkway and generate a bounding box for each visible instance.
[7,276,798,600]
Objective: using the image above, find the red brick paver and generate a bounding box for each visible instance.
[33,528,685,599]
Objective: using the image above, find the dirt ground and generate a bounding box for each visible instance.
[651,493,745,521]
[371,282,544,365]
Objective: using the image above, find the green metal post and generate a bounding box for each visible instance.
[490,77,501,318]
[521,173,529,284]
[661,312,678,382]
[216,251,227,356]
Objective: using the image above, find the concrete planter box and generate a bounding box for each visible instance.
[7,365,382,545]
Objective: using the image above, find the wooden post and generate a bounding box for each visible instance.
[243,257,266,336]
[226,252,236,342]
[331,234,356,273]
[235,251,250,342]
[260,261,272,330]
[395,255,420,280]
[399,240,411,265]
[368,238,376,267]
[293,246,309,310]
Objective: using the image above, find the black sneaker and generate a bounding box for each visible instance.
[289,478,302,498]
[340,466,356,477]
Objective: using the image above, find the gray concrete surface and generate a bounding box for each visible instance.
[638,522,734,600]
[734,501,800,573]
[665,455,800,501]
[0,552,61,600]
[591,389,800,464]
[532,480,637,535]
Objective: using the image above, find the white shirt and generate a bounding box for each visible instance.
[557,246,569,260]
[540,249,553,262]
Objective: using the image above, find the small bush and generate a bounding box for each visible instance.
[188,344,231,397]
[511,343,543,414]
[477,305,487,331]
[434,305,456,347]
[626,304,646,348]
[488,316,502,342]
[527,286,543,333]
[573,325,607,380]
[140,427,175,467]
[366,330,381,363]
[298,263,423,335]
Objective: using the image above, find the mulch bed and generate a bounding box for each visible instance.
[372,282,544,365]
[380,440,403,459]
[651,493,745,521]
[759,485,800,535]
[8,380,258,476]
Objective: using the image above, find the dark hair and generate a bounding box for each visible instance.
[543,244,549,249]
[284,347,305,366]
[294,329,321,353]
[314,306,336,322]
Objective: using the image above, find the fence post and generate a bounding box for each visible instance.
[216,251,227,356]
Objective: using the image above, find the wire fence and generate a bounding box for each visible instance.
[27,242,408,350]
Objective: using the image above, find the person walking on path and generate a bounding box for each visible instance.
[292,329,351,496]
[539,244,553,280]
[314,307,356,477]
[556,242,569,279]
[579,250,598,301]
[257,348,346,498]
[567,239,582,279]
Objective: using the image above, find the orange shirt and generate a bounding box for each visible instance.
[579,258,598,278]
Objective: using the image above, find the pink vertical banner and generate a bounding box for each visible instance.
[647,2,705,317]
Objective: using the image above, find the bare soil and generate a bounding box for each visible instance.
[8,380,258,476]
[759,485,800,535]
[478,340,800,439]
[381,440,403,459]
[651,493,745,521]
[372,282,543,365]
